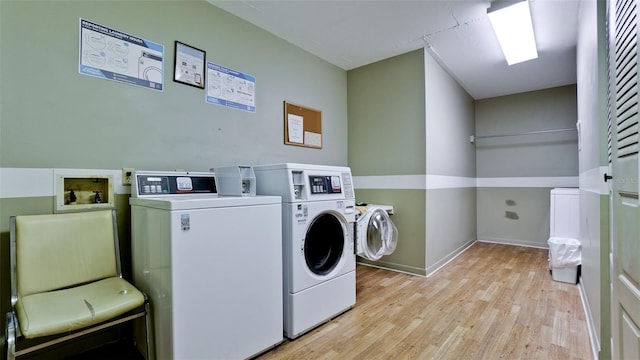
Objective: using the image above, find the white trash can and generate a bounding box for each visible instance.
[548,237,581,284]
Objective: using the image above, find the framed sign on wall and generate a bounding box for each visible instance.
[173,41,205,89]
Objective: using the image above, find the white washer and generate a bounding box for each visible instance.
[129,171,283,360]
[254,163,356,338]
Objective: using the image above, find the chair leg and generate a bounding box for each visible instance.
[144,299,155,360]
[6,312,16,360]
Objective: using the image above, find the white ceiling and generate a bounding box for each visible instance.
[209,0,580,100]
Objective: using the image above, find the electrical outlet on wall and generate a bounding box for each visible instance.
[122,168,134,186]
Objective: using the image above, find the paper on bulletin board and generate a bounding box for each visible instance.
[304,131,322,147]
[288,114,304,143]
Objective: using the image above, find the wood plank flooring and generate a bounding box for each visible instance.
[256,242,592,360]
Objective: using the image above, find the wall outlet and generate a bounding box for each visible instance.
[122,168,134,186]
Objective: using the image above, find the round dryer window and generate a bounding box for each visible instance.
[356,207,398,261]
[304,213,345,275]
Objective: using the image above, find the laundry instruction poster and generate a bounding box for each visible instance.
[206,62,256,112]
[79,19,164,91]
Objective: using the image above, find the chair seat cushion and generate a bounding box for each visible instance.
[15,277,145,339]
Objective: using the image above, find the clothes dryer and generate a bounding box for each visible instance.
[254,163,356,338]
[355,206,398,261]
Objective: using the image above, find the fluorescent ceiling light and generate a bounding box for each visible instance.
[487,0,538,65]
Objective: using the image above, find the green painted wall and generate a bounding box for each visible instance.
[475,85,578,178]
[355,189,426,274]
[475,86,578,248]
[347,49,425,176]
[424,49,476,272]
[348,49,476,276]
[425,50,476,178]
[425,187,476,274]
[347,50,427,275]
[0,1,348,170]
[477,187,552,247]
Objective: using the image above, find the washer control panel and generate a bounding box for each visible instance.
[132,171,217,197]
[253,163,356,202]
[309,175,342,194]
[138,175,171,194]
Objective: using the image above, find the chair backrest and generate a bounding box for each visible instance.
[10,210,121,299]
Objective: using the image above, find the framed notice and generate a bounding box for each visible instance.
[174,41,205,88]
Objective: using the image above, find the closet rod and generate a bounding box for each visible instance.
[469,127,576,143]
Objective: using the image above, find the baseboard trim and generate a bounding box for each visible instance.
[356,239,478,279]
[426,239,477,278]
[578,277,600,360]
[356,262,427,278]
[477,238,548,250]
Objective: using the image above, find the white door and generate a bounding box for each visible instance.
[609,0,640,358]
[356,207,398,261]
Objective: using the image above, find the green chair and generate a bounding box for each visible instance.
[6,210,154,359]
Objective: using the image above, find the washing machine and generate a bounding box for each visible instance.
[254,163,356,338]
[129,170,283,360]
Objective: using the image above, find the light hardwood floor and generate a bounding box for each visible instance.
[257,242,592,360]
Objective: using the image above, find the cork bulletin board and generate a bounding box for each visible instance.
[284,101,322,149]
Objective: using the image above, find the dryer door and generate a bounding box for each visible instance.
[304,212,345,275]
[356,207,398,261]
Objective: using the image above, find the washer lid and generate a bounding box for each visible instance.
[129,195,281,210]
[356,207,398,261]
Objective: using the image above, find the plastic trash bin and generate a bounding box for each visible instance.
[548,237,581,284]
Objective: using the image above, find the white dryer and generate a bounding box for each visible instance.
[254,163,356,338]
[355,206,398,261]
